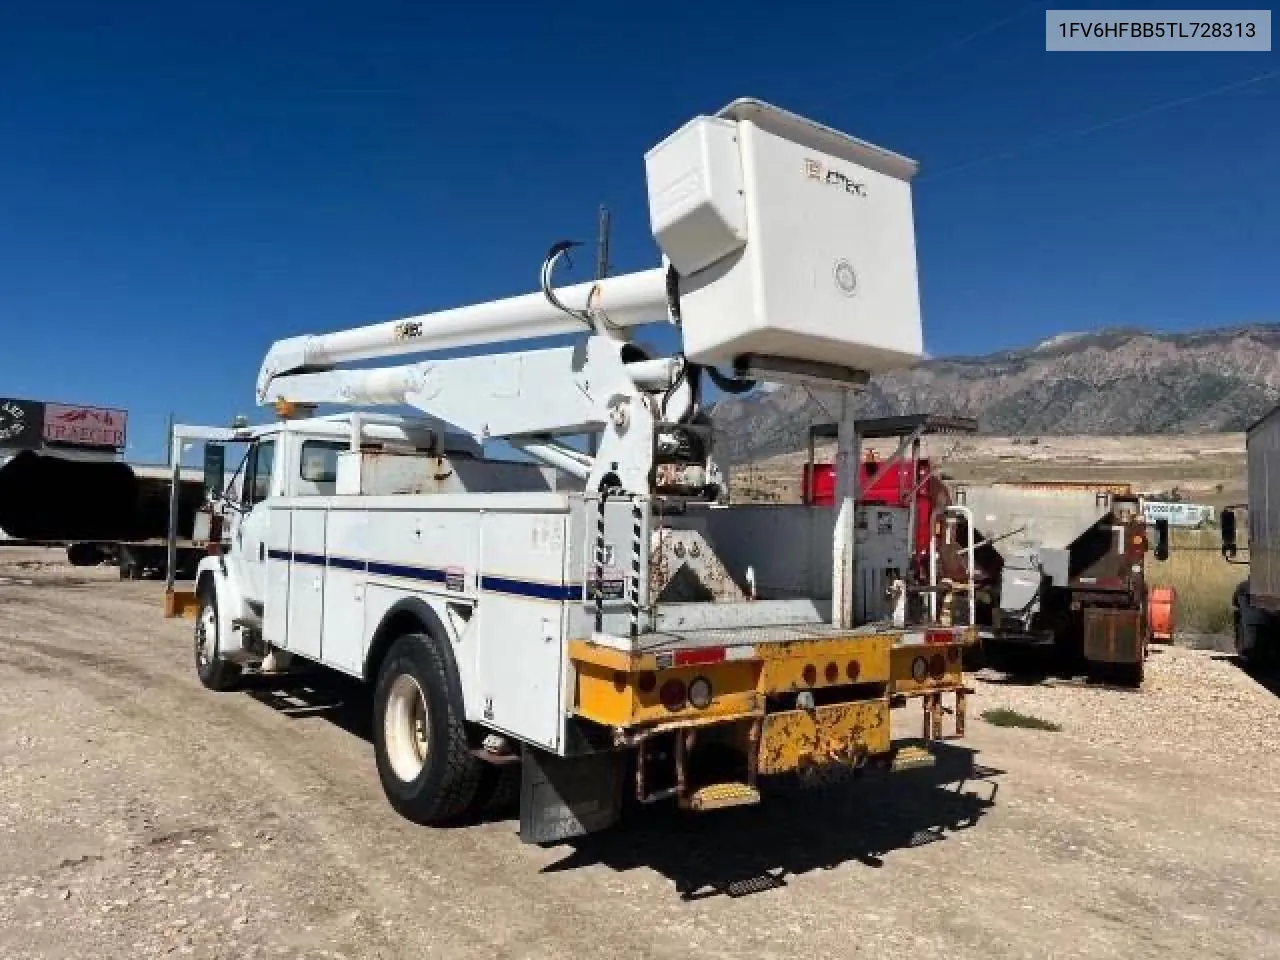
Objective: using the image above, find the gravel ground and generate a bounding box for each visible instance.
[2,546,1278,959]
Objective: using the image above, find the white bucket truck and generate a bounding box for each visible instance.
[164,100,974,842]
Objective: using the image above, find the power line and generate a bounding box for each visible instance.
[809,2,1041,112]
[920,68,1280,182]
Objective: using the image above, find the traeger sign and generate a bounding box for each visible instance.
[42,403,128,450]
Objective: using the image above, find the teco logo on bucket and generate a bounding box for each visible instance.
[42,403,127,449]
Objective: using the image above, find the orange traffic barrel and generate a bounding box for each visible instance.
[1149,586,1176,642]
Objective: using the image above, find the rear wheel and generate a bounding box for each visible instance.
[194,590,242,691]
[372,634,485,824]
[1116,661,1144,688]
[474,764,521,816]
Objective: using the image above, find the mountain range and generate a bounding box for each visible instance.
[710,324,1280,463]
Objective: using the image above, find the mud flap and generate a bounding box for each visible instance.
[518,748,624,845]
[1082,607,1143,665]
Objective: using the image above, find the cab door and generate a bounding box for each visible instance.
[232,438,277,607]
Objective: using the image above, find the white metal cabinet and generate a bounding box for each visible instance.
[322,509,368,674]
[474,511,570,751]
[286,508,326,661]
[263,508,293,647]
[854,506,909,624]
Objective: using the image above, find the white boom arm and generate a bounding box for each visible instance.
[257,268,670,404]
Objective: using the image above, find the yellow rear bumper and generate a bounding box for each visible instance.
[570,627,971,778]
[757,700,889,776]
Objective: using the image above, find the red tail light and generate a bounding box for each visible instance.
[674,648,726,667]
[638,671,657,694]
[802,664,818,686]
[659,678,687,710]
[824,662,839,683]
[928,653,946,678]
[846,660,861,681]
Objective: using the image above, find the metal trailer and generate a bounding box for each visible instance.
[162,99,975,842]
[64,539,202,579]
[0,453,210,576]
[1222,403,1280,662]
[949,482,1166,685]
[804,420,1168,684]
[90,464,213,579]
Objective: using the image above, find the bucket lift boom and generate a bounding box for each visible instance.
[254,98,925,497]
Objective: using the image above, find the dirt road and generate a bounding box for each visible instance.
[2,547,1278,959]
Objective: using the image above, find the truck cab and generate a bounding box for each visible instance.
[218,421,348,614]
[189,419,344,677]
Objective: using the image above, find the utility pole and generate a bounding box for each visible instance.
[164,412,174,466]
[594,205,611,282]
[588,205,611,458]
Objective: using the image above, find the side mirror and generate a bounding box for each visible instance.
[1153,517,1170,562]
[202,443,226,502]
[1221,508,1238,560]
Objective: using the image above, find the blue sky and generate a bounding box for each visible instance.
[1,1,1276,460]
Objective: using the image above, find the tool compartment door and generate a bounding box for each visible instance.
[321,509,368,674]
[475,510,569,752]
[285,507,326,661]
[263,508,292,648]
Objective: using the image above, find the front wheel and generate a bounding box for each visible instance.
[372,634,486,824]
[194,590,242,691]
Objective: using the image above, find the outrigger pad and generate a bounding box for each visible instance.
[518,748,624,845]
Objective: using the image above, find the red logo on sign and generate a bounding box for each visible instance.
[42,403,127,449]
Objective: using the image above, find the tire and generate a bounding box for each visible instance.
[1117,662,1144,688]
[194,589,242,691]
[473,764,521,816]
[67,542,102,567]
[372,633,486,824]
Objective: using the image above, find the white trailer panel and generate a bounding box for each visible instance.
[1247,406,1280,605]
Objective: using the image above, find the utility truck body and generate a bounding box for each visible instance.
[1223,404,1280,661]
[166,100,973,841]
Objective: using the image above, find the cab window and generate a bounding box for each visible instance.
[298,440,346,495]
[243,440,276,507]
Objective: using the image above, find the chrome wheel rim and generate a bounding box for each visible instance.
[384,673,429,783]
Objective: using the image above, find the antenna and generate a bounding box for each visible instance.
[594,205,611,281]
[588,205,611,459]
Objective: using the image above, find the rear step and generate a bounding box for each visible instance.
[889,745,936,773]
[685,782,762,812]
